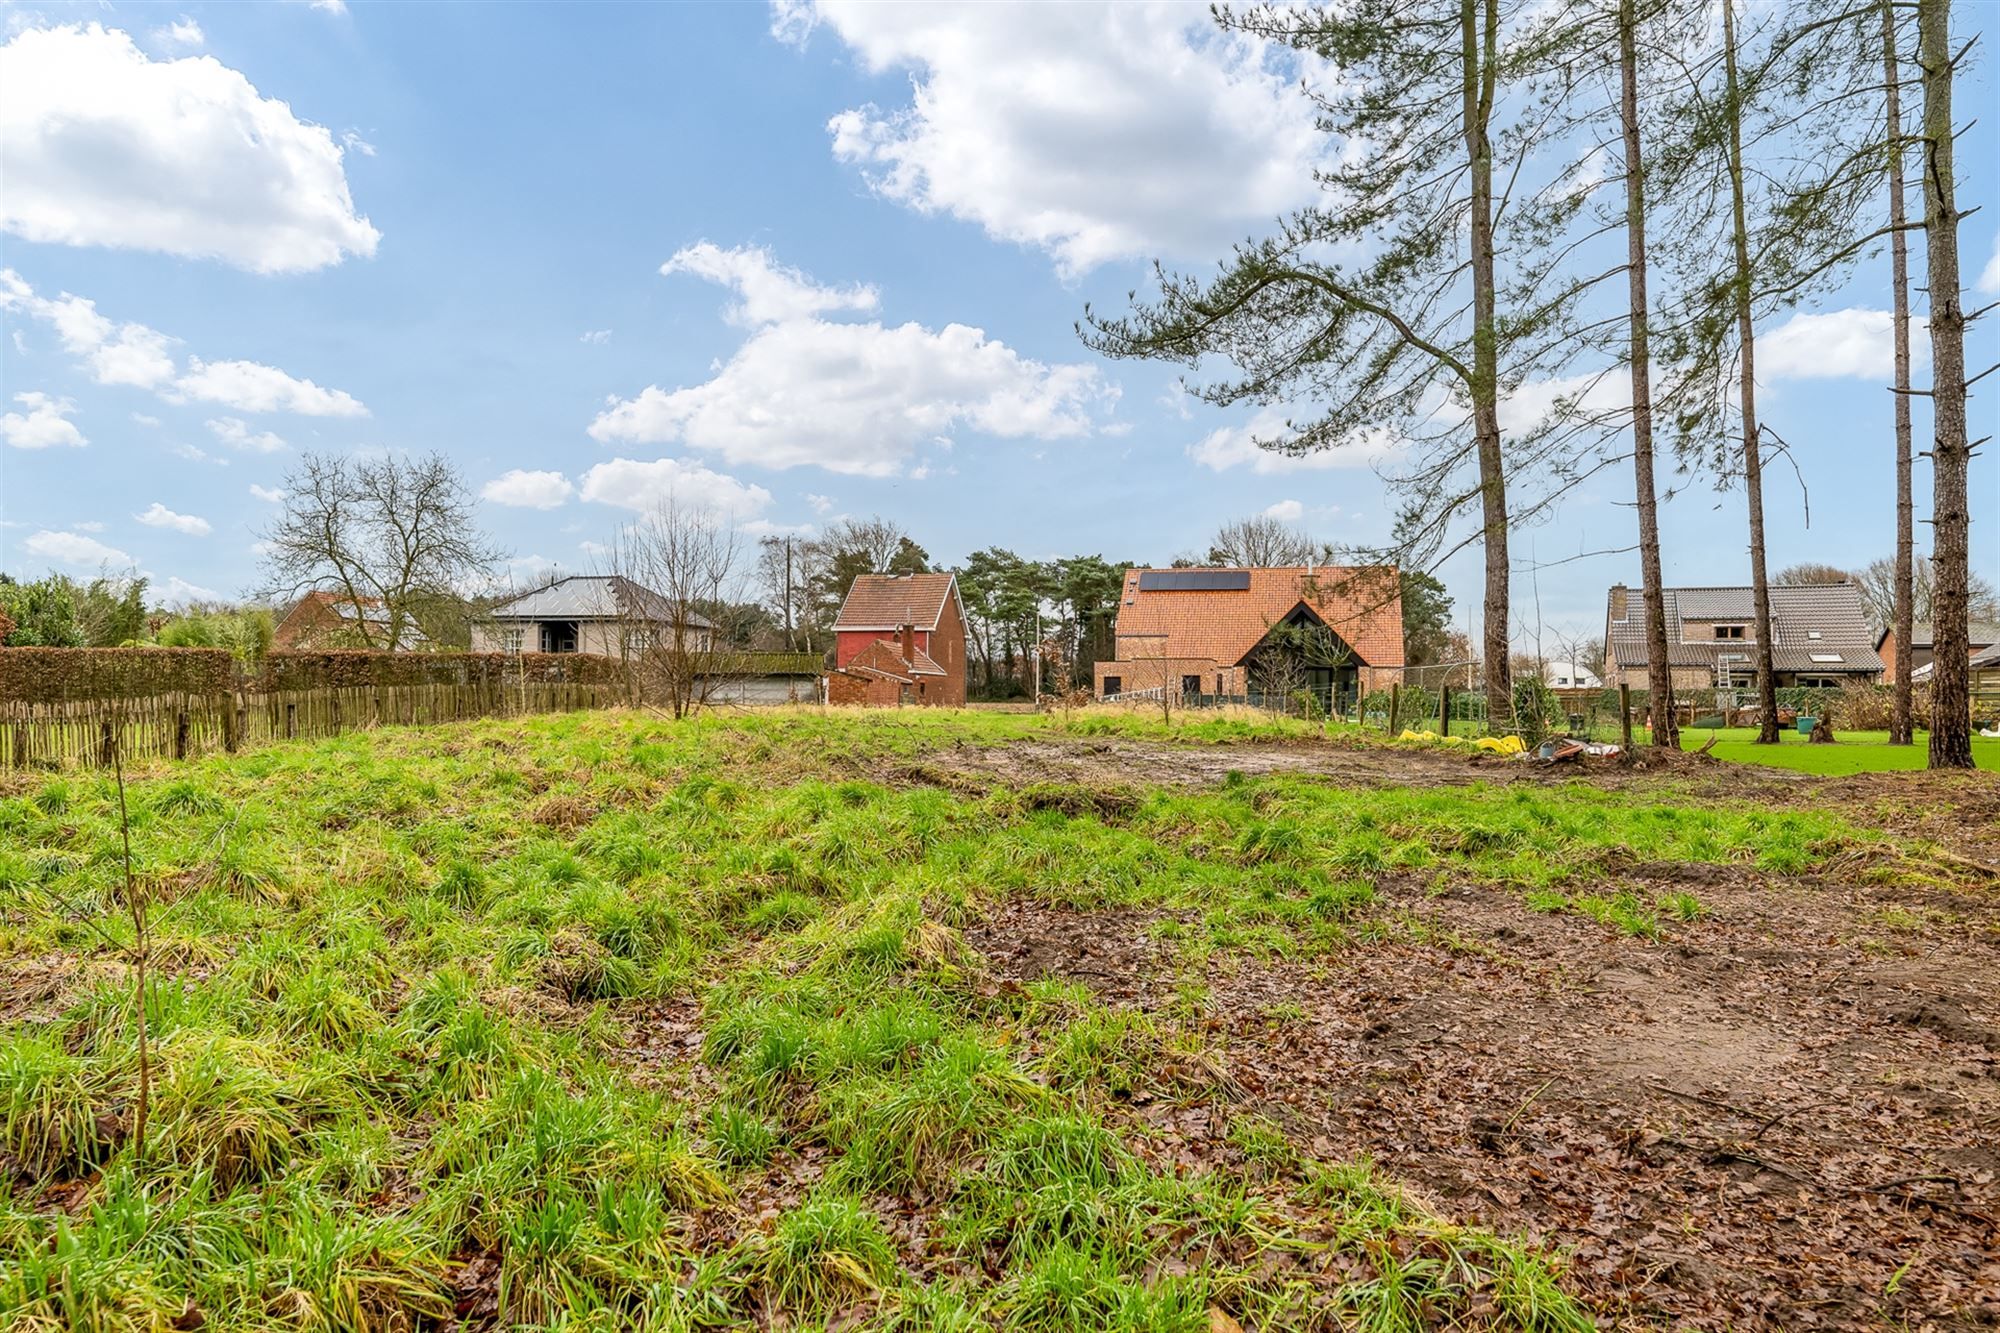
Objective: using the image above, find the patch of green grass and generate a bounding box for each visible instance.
[20,705,1890,1329]
[1695,728,2000,774]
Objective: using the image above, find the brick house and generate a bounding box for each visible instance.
[1602,583,1883,689]
[828,572,967,707]
[1092,566,1404,712]
[273,590,430,650]
[1874,620,2000,682]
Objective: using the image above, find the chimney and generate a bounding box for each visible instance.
[1610,584,1629,623]
[900,622,915,663]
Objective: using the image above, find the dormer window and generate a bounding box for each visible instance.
[1714,624,1745,640]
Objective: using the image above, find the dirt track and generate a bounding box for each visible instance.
[932,734,2000,1328]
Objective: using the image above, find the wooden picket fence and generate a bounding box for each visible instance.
[2,678,623,770]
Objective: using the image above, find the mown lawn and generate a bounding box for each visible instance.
[1687,727,2000,774]
[0,708,1913,1330]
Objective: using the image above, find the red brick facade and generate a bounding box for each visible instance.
[829,573,967,707]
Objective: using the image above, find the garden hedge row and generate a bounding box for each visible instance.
[0,647,234,703]
[1,647,631,703]
[255,651,629,691]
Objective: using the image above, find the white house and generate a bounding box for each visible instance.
[471,575,714,657]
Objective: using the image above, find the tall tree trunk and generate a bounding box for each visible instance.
[1884,0,1916,746]
[1918,0,1973,768]
[1464,0,1513,725]
[1720,0,1779,743]
[1620,0,1679,750]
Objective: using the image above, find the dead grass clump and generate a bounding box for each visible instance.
[529,795,598,832]
[1017,783,1142,820]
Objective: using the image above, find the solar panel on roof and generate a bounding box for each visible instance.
[1137,571,1252,591]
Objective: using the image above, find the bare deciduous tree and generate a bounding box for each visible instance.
[1853,555,1999,631]
[260,451,501,650]
[605,496,746,720]
[1206,515,1315,567]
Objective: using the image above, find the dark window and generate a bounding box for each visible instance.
[1714,625,1745,640]
[1102,675,1122,695]
[540,620,580,653]
[1181,674,1202,698]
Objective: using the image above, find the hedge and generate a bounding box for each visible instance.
[256,651,631,691]
[0,647,633,703]
[0,647,234,704]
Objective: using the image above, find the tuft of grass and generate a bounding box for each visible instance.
[746,1190,897,1315]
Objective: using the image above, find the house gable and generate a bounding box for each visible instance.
[1110,566,1403,671]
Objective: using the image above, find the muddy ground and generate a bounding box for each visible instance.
[939,734,2000,1329]
[877,730,2000,868]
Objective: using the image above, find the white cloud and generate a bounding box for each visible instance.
[136,502,212,536]
[175,358,367,416]
[72,521,105,533]
[1,391,86,448]
[2,269,364,415]
[0,270,177,388]
[1188,408,1399,475]
[1495,372,1629,436]
[481,468,575,509]
[151,16,203,49]
[206,416,289,453]
[1979,233,2000,296]
[309,0,349,13]
[249,483,287,503]
[1759,307,1929,381]
[152,573,220,605]
[578,539,611,559]
[0,24,379,272]
[592,316,1104,476]
[131,412,162,427]
[9,329,25,354]
[580,329,612,345]
[1262,499,1304,522]
[341,130,376,157]
[22,529,133,567]
[787,1,1328,274]
[171,442,227,465]
[805,493,835,515]
[578,457,774,520]
[664,241,879,327]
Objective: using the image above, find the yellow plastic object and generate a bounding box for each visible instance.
[1474,735,1525,755]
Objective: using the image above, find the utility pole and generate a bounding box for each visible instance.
[783,535,794,651]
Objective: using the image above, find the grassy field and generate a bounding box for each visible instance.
[2,707,1994,1330]
[1685,726,2000,774]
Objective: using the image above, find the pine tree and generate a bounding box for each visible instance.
[1616,0,1680,749]
[1083,0,1586,725]
[1916,0,1976,769]
[1882,0,1918,746]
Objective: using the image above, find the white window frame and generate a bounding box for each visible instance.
[501,626,525,656]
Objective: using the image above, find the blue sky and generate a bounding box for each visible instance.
[1,0,1994,644]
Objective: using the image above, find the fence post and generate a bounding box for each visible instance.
[1387,682,1401,735]
[99,720,116,768]
[1619,683,1634,749]
[1439,685,1451,738]
[11,721,28,769]
[174,710,189,761]
[285,701,297,740]
[331,696,342,735]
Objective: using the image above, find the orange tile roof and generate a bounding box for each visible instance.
[833,636,946,682]
[834,573,958,631]
[1112,566,1404,668]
